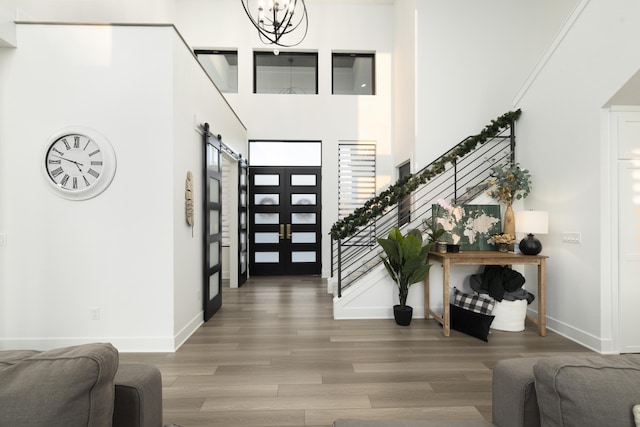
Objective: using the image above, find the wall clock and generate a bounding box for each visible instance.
[43,128,117,200]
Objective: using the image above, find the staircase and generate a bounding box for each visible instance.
[330,110,521,308]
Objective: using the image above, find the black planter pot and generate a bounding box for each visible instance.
[393,305,413,326]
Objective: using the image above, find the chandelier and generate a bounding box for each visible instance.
[241,0,309,47]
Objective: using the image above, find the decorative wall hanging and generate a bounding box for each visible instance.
[432,202,502,251]
[185,171,194,237]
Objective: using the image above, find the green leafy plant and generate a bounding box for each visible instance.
[486,162,531,205]
[422,218,445,244]
[330,109,522,240]
[377,227,433,308]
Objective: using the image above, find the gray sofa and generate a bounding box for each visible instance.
[334,354,640,427]
[0,342,162,427]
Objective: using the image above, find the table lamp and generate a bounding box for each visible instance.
[515,210,548,255]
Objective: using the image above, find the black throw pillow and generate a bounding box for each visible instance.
[450,303,495,342]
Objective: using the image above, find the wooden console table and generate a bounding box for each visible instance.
[424,251,548,337]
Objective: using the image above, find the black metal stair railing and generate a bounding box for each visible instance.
[332,118,517,298]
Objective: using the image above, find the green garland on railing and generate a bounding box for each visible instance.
[330,109,522,240]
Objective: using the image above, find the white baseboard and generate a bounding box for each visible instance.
[0,336,176,353]
[174,311,204,351]
[0,313,204,353]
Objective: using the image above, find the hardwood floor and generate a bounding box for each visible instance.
[120,276,593,427]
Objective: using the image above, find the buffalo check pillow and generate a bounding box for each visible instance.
[451,287,496,342]
[452,287,495,315]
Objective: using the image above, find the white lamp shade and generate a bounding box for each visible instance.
[515,210,549,234]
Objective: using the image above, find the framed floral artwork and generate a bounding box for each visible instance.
[432,201,502,251]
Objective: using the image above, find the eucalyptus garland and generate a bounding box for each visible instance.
[330,109,522,240]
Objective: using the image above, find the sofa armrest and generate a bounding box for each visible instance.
[492,358,540,427]
[113,362,163,427]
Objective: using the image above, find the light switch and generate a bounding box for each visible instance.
[562,232,581,244]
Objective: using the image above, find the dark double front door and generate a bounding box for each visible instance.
[249,167,321,275]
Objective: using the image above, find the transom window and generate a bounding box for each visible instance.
[332,52,375,95]
[254,51,318,94]
[195,50,238,93]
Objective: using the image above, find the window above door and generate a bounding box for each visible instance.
[253,51,318,94]
[194,49,238,93]
[249,141,321,166]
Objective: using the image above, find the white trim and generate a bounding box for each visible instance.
[601,108,617,354]
[0,337,176,353]
[174,312,204,351]
[543,314,610,354]
[0,313,204,353]
[605,106,640,354]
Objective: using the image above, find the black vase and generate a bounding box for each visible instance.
[520,233,542,255]
[393,305,413,326]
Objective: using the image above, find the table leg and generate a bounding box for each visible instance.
[424,267,430,319]
[538,259,546,336]
[443,259,450,337]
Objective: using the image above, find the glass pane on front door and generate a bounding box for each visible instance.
[291,174,316,186]
[255,252,279,263]
[255,174,279,186]
[291,232,316,244]
[255,194,279,205]
[255,232,280,244]
[255,213,279,224]
[292,213,316,224]
[291,194,316,205]
[292,251,316,263]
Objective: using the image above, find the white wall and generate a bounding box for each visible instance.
[171,30,247,345]
[0,23,247,352]
[414,0,578,165]
[9,0,175,23]
[0,24,173,351]
[176,0,396,278]
[393,0,417,172]
[514,0,640,352]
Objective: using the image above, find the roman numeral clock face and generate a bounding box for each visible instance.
[44,131,117,200]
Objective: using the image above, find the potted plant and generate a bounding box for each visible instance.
[491,233,515,252]
[486,163,532,246]
[422,218,446,252]
[377,226,433,326]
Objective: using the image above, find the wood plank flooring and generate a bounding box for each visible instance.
[120,276,593,427]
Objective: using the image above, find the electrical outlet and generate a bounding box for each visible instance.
[91,307,101,320]
[0,233,6,246]
[562,232,581,244]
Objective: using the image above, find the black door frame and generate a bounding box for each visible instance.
[249,166,322,275]
[238,158,249,286]
[203,124,222,321]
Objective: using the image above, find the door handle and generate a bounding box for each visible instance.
[286,224,292,240]
[279,224,284,240]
